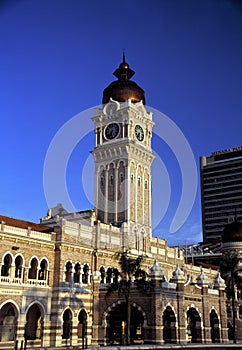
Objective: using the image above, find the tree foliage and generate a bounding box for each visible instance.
[106,250,151,344]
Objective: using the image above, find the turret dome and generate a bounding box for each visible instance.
[102,54,145,105]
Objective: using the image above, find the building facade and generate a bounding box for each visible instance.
[0,59,229,349]
[200,147,242,242]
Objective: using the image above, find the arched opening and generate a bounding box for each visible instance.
[82,264,89,284]
[78,309,87,348]
[0,303,18,342]
[113,268,119,283]
[24,304,43,340]
[163,306,177,344]
[106,267,113,283]
[38,259,48,280]
[210,309,220,343]
[100,266,105,283]
[106,303,144,345]
[1,254,12,277]
[187,308,202,343]
[28,258,38,280]
[74,263,81,283]
[15,256,23,279]
[62,309,72,340]
[65,261,72,283]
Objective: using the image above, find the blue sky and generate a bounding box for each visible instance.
[1,0,242,246]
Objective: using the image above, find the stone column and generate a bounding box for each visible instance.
[91,271,102,346]
[197,270,209,343]
[214,273,228,343]
[147,261,164,345]
[171,266,186,344]
[104,168,109,223]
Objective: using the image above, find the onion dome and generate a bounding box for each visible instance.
[149,260,164,278]
[214,272,225,290]
[170,265,185,283]
[102,53,145,104]
[196,268,209,286]
[222,219,242,243]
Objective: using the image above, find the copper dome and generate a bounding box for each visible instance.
[222,219,242,243]
[102,55,145,105]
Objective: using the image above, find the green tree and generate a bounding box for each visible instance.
[219,251,242,343]
[106,250,150,345]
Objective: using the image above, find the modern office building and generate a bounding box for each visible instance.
[200,147,242,242]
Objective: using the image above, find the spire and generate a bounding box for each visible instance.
[123,48,126,63]
[113,54,135,81]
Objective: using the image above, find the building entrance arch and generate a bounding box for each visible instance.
[187,307,202,343]
[163,306,176,343]
[0,302,18,342]
[106,303,144,345]
[24,303,43,340]
[78,309,87,348]
[210,309,220,343]
[62,309,72,340]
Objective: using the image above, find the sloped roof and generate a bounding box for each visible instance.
[0,215,52,233]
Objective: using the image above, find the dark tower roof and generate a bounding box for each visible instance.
[222,219,242,243]
[102,54,145,104]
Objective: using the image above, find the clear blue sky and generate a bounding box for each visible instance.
[1,0,242,246]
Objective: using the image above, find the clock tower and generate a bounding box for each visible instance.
[92,56,154,248]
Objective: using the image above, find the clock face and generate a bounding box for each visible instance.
[135,125,144,142]
[105,123,120,140]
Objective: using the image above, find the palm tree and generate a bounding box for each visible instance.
[219,251,242,344]
[106,250,150,345]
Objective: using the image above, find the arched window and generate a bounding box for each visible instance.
[106,267,113,284]
[62,309,72,339]
[74,263,81,283]
[82,264,89,284]
[120,173,124,182]
[138,177,141,186]
[100,176,104,186]
[65,261,72,283]
[110,174,113,185]
[1,254,12,277]
[100,266,105,283]
[15,255,23,278]
[38,259,48,280]
[113,268,119,283]
[28,258,38,280]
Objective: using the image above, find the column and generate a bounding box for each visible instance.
[125,163,130,222]
[104,168,109,223]
[114,165,119,224]
[202,285,211,343]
